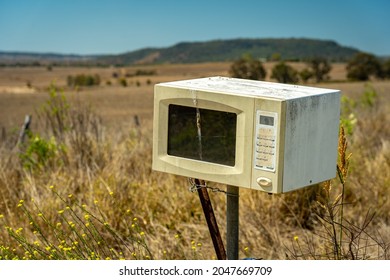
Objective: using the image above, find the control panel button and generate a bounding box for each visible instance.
[256,177,272,188]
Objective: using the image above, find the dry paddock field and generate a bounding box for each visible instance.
[0,62,231,130]
[1,62,382,131]
[0,62,389,260]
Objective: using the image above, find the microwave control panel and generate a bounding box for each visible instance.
[254,110,277,172]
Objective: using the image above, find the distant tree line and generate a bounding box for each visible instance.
[229,52,390,83]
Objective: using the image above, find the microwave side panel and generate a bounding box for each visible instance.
[282,90,341,192]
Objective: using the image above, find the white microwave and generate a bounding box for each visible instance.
[152,76,340,193]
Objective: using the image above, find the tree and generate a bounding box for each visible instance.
[270,52,281,62]
[307,57,332,83]
[271,62,299,84]
[300,68,313,83]
[346,52,382,81]
[381,59,390,79]
[229,54,266,80]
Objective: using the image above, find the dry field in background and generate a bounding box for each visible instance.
[0,62,389,260]
[0,62,349,130]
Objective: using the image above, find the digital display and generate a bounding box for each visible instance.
[168,105,237,166]
[260,115,274,126]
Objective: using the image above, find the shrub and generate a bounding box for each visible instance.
[119,78,127,87]
[301,57,332,83]
[36,85,105,169]
[346,52,382,81]
[135,69,156,76]
[299,68,313,83]
[310,57,331,82]
[67,74,101,87]
[271,62,299,84]
[19,134,65,171]
[229,54,266,80]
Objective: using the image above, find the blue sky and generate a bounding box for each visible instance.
[0,0,389,56]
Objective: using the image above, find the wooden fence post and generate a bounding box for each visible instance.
[18,115,32,146]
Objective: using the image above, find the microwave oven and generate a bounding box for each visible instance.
[152,76,340,193]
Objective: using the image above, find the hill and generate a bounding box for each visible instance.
[99,38,360,65]
[0,38,360,66]
[0,51,96,66]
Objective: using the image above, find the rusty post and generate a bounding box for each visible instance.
[195,178,226,260]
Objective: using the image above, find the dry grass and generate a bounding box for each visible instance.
[0,63,389,259]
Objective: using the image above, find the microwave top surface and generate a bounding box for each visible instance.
[156,76,339,100]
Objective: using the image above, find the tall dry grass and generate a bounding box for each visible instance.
[0,82,389,259]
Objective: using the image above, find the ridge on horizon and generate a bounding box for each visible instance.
[0,37,370,66]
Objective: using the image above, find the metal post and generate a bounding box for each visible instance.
[227,185,239,260]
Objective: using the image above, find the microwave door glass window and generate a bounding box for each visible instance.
[168,105,237,166]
